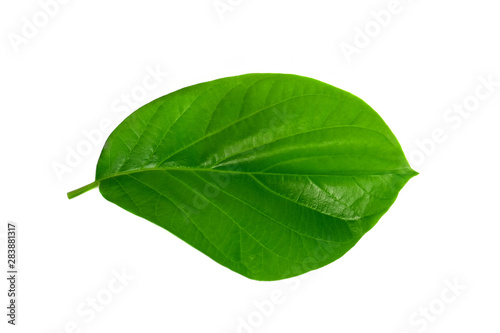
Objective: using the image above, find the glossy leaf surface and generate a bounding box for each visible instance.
[68,74,416,281]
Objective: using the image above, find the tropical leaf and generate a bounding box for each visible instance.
[68,73,416,281]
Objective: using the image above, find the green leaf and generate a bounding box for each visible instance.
[68,73,416,281]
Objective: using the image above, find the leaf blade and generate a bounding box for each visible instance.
[71,73,416,280]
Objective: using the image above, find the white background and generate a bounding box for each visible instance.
[1,0,499,332]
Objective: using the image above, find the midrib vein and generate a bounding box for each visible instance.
[68,166,415,199]
[98,166,415,182]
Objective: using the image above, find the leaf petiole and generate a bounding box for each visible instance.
[67,181,100,199]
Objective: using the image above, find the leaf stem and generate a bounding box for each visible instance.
[67,181,100,199]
